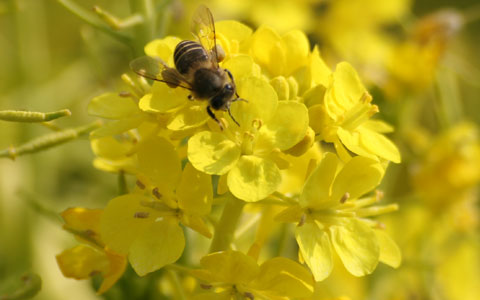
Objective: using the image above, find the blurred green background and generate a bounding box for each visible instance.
[1,0,479,299]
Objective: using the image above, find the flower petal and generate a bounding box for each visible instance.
[253,257,314,298]
[129,219,185,276]
[177,162,213,216]
[330,156,384,203]
[139,82,189,113]
[229,76,278,131]
[88,93,139,119]
[100,194,153,254]
[300,153,339,208]
[359,127,401,163]
[188,131,241,175]
[295,222,333,281]
[330,219,380,277]
[194,250,259,284]
[375,229,401,268]
[227,155,281,202]
[167,103,209,131]
[255,101,309,152]
[137,136,181,191]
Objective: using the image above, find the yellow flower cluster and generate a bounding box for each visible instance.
[56,19,401,297]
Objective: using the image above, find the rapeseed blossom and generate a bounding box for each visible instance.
[55,10,401,297]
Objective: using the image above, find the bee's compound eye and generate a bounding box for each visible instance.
[225,84,233,91]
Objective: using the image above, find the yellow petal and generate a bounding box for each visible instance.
[139,82,189,113]
[253,257,314,298]
[329,219,379,277]
[167,103,209,131]
[88,93,139,119]
[222,55,260,80]
[310,46,331,88]
[375,229,401,268]
[100,194,154,254]
[177,162,212,215]
[337,127,378,159]
[227,155,281,202]
[90,114,144,139]
[330,156,384,203]
[216,20,252,44]
[61,207,103,246]
[295,223,333,281]
[249,26,286,76]
[137,136,181,191]
[283,30,310,75]
[91,136,131,160]
[359,127,401,163]
[194,250,259,284]
[56,245,108,280]
[144,36,181,65]
[129,219,185,276]
[98,249,127,294]
[181,214,212,238]
[229,75,278,131]
[255,101,309,152]
[188,131,241,175]
[300,153,339,208]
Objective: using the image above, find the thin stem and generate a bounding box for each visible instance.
[0,121,101,160]
[56,0,132,46]
[166,269,187,300]
[0,109,71,122]
[118,170,129,195]
[129,0,156,56]
[209,195,245,253]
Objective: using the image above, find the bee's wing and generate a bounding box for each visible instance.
[191,5,219,67]
[130,56,192,90]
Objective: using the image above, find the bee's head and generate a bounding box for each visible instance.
[210,84,235,111]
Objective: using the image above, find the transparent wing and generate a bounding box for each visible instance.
[130,56,192,90]
[191,5,218,67]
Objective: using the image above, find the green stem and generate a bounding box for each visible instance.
[129,0,156,56]
[56,0,132,46]
[0,109,71,122]
[166,269,187,300]
[118,170,129,195]
[0,121,101,160]
[209,195,245,253]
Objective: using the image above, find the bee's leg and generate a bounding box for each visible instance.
[207,105,224,130]
[232,97,248,103]
[227,106,240,127]
[188,94,194,101]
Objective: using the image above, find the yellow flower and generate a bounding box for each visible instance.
[100,136,213,276]
[276,153,400,281]
[413,122,480,209]
[309,62,401,163]
[56,208,127,294]
[187,84,309,202]
[191,250,314,299]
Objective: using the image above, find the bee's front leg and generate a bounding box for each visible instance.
[207,106,224,130]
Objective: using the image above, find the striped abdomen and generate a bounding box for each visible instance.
[174,40,209,75]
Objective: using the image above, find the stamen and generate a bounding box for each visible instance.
[355,203,399,218]
[298,214,306,227]
[134,211,150,218]
[340,192,350,203]
[136,180,145,190]
[152,187,162,199]
[200,284,212,290]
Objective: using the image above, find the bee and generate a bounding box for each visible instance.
[130,5,244,129]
